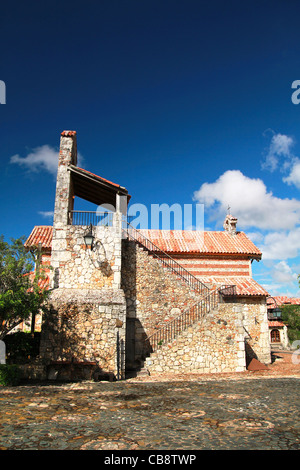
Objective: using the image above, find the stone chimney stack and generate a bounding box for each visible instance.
[223,213,238,235]
[53,131,77,228]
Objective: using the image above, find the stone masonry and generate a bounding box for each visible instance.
[39,131,127,379]
[40,288,126,378]
[32,130,271,381]
[145,303,246,374]
[121,240,204,368]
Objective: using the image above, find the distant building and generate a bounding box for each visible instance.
[267,296,300,349]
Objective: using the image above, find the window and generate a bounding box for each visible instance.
[271,329,280,343]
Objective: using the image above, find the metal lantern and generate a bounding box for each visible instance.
[84,224,94,249]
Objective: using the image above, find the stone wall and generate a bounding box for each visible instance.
[40,288,126,379]
[121,240,271,372]
[121,240,204,367]
[51,223,122,290]
[143,298,271,375]
[240,296,271,364]
[145,303,246,374]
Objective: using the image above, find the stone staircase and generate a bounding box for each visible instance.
[124,223,210,297]
[143,301,245,375]
[123,221,236,376]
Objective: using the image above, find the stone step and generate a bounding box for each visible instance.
[136,366,150,377]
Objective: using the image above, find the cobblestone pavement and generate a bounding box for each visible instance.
[0,352,299,451]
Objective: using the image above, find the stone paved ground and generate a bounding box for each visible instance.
[0,351,299,451]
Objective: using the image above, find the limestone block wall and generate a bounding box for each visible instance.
[51,224,122,290]
[40,288,126,378]
[145,303,246,374]
[121,240,204,364]
[240,297,271,364]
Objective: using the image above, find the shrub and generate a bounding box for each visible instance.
[4,331,41,364]
[0,364,21,386]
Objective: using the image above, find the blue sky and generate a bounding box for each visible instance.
[1,0,300,297]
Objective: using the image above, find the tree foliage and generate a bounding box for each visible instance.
[281,304,300,343]
[0,235,49,340]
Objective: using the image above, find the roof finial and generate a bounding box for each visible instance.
[223,211,238,235]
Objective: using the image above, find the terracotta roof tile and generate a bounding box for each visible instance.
[25,270,50,290]
[269,320,285,327]
[24,226,53,250]
[61,130,77,137]
[75,167,122,189]
[198,276,268,296]
[138,229,261,257]
[267,296,300,306]
[24,226,262,260]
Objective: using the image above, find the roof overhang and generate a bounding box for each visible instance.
[69,165,131,207]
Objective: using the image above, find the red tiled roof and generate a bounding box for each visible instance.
[267,296,300,307]
[269,321,285,327]
[24,226,262,259]
[61,130,76,137]
[198,276,269,297]
[25,270,50,291]
[24,226,53,250]
[75,167,123,189]
[24,226,266,296]
[138,229,262,257]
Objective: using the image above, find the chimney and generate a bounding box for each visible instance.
[223,213,238,235]
[58,130,77,166]
[53,131,77,227]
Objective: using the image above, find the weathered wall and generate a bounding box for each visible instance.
[145,303,246,374]
[172,254,251,277]
[51,223,122,290]
[240,296,271,364]
[122,240,270,372]
[121,240,204,366]
[39,130,128,380]
[40,288,126,378]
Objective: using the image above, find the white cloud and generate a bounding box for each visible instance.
[271,260,298,286]
[10,145,59,176]
[283,158,300,189]
[262,132,294,172]
[259,228,300,260]
[10,145,84,176]
[246,232,264,243]
[38,211,54,219]
[261,131,300,190]
[193,169,300,230]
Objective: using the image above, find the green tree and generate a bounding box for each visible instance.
[0,235,49,340]
[281,304,300,343]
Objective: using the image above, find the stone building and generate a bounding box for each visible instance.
[25,130,271,380]
[267,296,300,349]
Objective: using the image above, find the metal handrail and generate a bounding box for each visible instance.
[145,285,236,353]
[124,221,210,297]
[69,210,114,226]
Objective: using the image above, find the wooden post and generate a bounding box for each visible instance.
[31,242,42,335]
